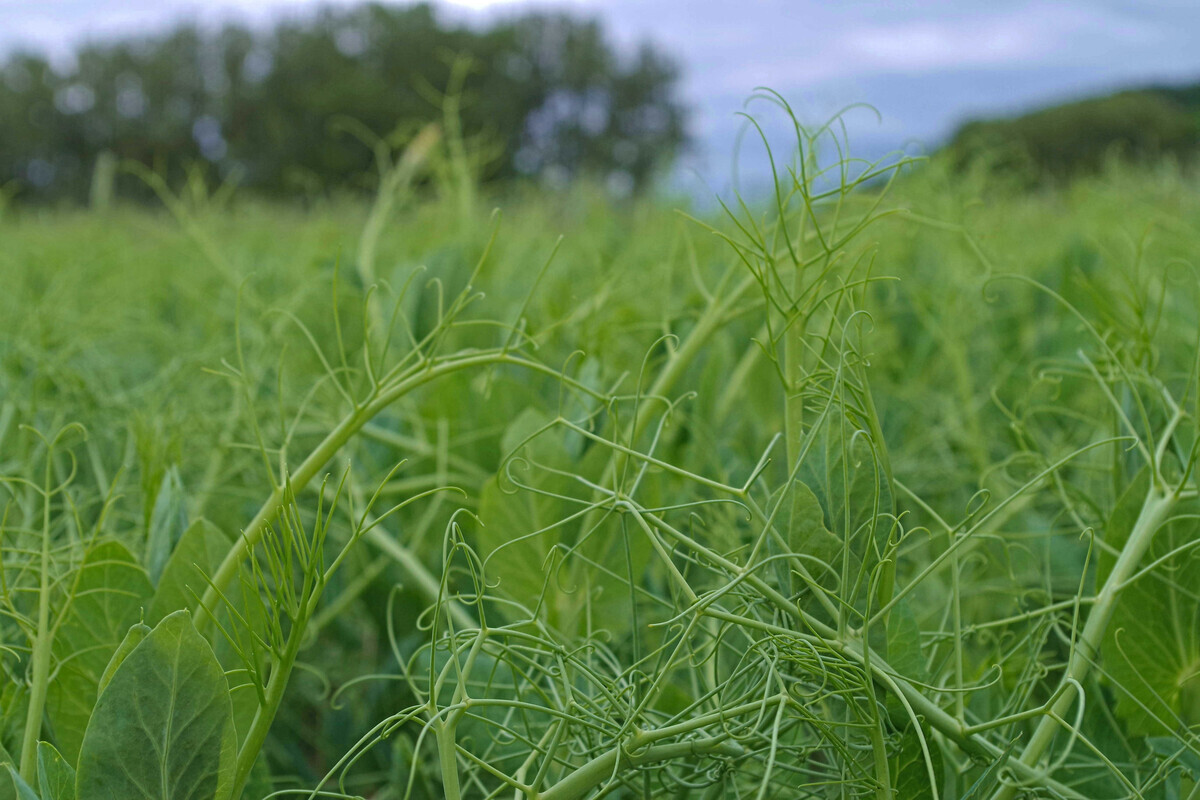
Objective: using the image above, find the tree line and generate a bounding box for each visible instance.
[0,3,687,203]
[944,83,1200,183]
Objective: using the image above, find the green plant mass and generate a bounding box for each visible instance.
[1,93,1199,800]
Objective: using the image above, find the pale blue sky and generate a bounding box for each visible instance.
[3,0,1198,193]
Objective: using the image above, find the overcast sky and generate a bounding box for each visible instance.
[3,0,1199,193]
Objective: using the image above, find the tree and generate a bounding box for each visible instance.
[0,2,687,202]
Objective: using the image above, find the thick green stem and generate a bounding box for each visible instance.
[867,717,893,800]
[18,607,51,782]
[539,735,742,800]
[991,484,1175,800]
[435,722,463,800]
[231,628,303,799]
[19,459,54,782]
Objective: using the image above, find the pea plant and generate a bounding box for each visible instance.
[0,94,1197,800]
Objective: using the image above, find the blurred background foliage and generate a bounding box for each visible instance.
[0,2,685,202]
[0,0,1198,206]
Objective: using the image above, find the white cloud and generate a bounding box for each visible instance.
[840,20,1040,72]
[836,4,1167,75]
[440,0,533,8]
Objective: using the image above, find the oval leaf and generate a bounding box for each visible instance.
[75,610,236,800]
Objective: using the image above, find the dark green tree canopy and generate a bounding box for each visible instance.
[943,84,1200,182]
[0,3,687,201]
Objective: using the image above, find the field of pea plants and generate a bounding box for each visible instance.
[1,109,1198,800]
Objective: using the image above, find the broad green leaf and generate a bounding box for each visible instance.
[0,683,27,761]
[558,358,603,459]
[477,471,560,614]
[475,408,643,630]
[885,598,928,682]
[1096,467,1151,585]
[1147,737,1200,777]
[1147,736,1200,800]
[75,610,237,800]
[45,540,153,763]
[786,479,839,601]
[147,518,232,624]
[215,566,273,749]
[37,742,74,800]
[2,768,36,800]
[891,723,942,800]
[498,407,558,463]
[798,418,894,609]
[477,409,580,614]
[145,519,263,746]
[0,741,14,800]
[145,466,189,585]
[1099,467,1200,734]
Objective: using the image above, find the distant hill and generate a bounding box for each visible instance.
[943,83,1200,181]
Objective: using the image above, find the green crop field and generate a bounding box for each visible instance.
[1,109,1199,800]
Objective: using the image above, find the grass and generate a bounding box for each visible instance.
[0,106,1199,800]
